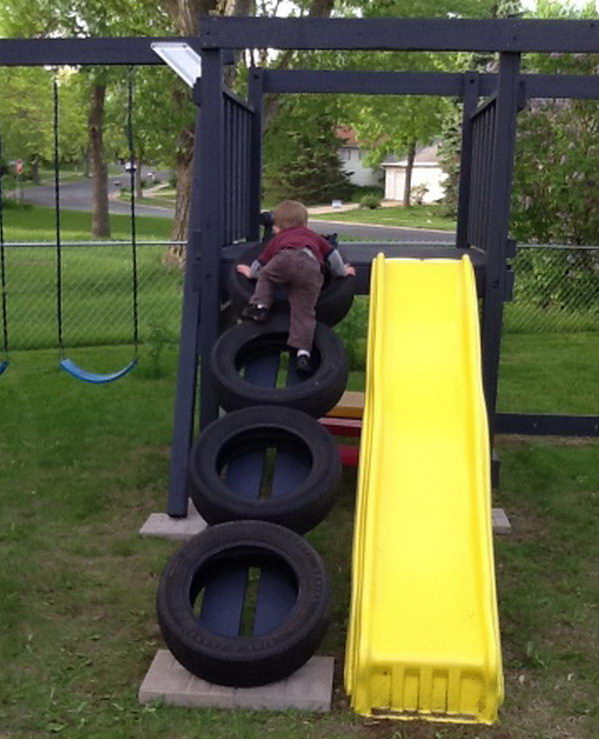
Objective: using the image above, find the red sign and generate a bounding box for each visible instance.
[15,159,23,175]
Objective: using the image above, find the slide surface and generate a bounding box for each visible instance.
[345,255,503,724]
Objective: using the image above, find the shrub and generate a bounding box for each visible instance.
[411,184,429,205]
[334,297,368,371]
[2,198,32,211]
[360,194,382,210]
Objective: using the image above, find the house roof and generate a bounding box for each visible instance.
[381,143,440,167]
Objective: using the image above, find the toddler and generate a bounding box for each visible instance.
[236,200,355,377]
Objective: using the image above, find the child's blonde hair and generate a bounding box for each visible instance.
[273,200,308,230]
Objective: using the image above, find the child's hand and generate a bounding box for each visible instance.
[345,264,356,277]
[236,264,253,278]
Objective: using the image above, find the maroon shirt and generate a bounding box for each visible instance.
[257,226,333,267]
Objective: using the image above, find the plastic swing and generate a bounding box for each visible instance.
[0,132,9,375]
[53,74,139,384]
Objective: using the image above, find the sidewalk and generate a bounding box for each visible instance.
[307,200,403,215]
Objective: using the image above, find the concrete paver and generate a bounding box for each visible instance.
[139,650,334,712]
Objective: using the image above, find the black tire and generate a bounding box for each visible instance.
[189,406,341,533]
[157,521,330,687]
[227,241,355,327]
[210,314,348,418]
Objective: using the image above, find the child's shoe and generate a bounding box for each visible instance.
[242,303,270,323]
[296,352,313,378]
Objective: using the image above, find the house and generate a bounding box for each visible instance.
[336,127,383,188]
[381,143,447,204]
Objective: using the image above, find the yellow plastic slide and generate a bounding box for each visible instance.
[345,255,503,725]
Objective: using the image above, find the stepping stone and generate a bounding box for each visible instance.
[492,507,512,534]
[139,501,207,541]
[139,649,334,712]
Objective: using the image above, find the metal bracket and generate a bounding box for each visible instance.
[193,78,202,106]
[504,266,515,302]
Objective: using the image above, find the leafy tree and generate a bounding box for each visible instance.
[0,0,171,237]
[263,96,354,204]
[161,0,339,255]
[0,67,86,184]
[512,96,599,246]
[510,1,599,246]
[436,0,525,215]
[339,0,497,206]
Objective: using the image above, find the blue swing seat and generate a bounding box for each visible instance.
[0,359,8,375]
[60,357,137,384]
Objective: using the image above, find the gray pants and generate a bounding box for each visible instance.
[251,249,324,351]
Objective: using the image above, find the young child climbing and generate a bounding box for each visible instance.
[236,199,355,377]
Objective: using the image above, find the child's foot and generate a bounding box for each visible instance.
[242,303,270,323]
[296,351,313,378]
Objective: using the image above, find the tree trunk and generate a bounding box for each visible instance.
[403,140,417,208]
[163,0,218,258]
[83,146,91,178]
[163,0,332,259]
[163,144,194,267]
[89,83,110,238]
[30,155,41,185]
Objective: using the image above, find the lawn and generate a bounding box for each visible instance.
[2,203,172,243]
[119,186,177,210]
[0,344,597,738]
[1,204,597,736]
[310,204,456,232]
[2,206,180,351]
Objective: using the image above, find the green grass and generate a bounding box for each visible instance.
[2,203,172,243]
[498,333,599,414]
[310,204,456,232]
[3,168,91,193]
[2,206,181,351]
[504,302,599,334]
[0,345,597,738]
[118,191,176,209]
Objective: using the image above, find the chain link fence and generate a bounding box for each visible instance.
[2,242,597,354]
[4,242,184,351]
[504,244,599,334]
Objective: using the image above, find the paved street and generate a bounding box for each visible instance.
[22,172,172,219]
[309,219,454,243]
[22,177,455,243]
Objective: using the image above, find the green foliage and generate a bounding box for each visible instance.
[512,96,599,246]
[349,185,383,203]
[263,96,354,205]
[0,67,87,169]
[359,193,381,209]
[509,5,599,246]
[0,0,176,190]
[436,103,462,217]
[0,198,33,211]
[341,0,498,177]
[411,183,429,205]
[333,297,368,370]
[144,321,170,378]
[509,247,599,318]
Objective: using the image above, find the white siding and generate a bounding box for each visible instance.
[339,147,381,188]
[383,164,447,203]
